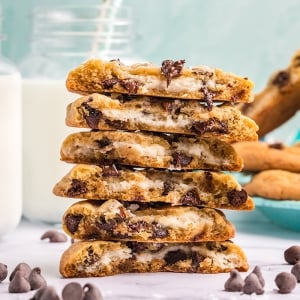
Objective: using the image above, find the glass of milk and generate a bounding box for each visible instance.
[20,4,135,224]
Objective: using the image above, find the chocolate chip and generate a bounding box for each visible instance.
[172,152,192,169]
[65,214,83,234]
[102,164,119,177]
[83,283,103,300]
[95,137,112,148]
[30,286,60,300]
[227,189,247,206]
[40,230,67,243]
[243,273,264,295]
[161,59,185,87]
[67,179,88,197]
[284,245,300,264]
[104,119,126,129]
[81,102,102,129]
[275,272,297,294]
[164,249,187,265]
[28,267,47,290]
[9,270,31,293]
[162,180,175,196]
[272,71,290,88]
[62,282,84,300]
[191,118,229,135]
[291,262,300,282]
[0,263,8,282]
[251,265,265,287]
[119,78,139,94]
[9,262,31,281]
[224,269,244,292]
[102,77,119,89]
[180,189,201,206]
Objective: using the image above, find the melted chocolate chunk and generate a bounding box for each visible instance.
[272,71,290,88]
[128,220,148,232]
[97,217,116,233]
[81,101,102,129]
[162,180,175,196]
[192,118,229,135]
[268,142,284,150]
[119,78,139,94]
[204,171,214,192]
[191,251,205,270]
[164,249,188,265]
[67,179,88,197]
[161,59,185,87]
[227,189,247,206]
[65,214,83,234]
[102,164,119,177]
[206,241,227,252]
[102,77,119,89]
[105,119,126,129]
[95,137,112,148]
[84,246,100,266]
[172,152,192,169]
[151,222,169,238]
[180,189,201,206]
[200,87,214,110]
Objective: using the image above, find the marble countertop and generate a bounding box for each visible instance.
[0,217,300,300]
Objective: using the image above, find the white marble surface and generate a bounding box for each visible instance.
[0,218,300,300]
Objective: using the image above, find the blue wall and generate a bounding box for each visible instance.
[1,0,300,91]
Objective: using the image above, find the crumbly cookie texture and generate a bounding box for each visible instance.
[65,59,254,103]
[238,49,300,137]
[59,240,249,277]
[60,131,243,171]
[233,141,300,172]
[53,164,254,210]
[243,170,300,200]
[62,199,235,242]
[65,93,258,143]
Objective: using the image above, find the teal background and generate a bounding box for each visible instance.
[1,0,300,91]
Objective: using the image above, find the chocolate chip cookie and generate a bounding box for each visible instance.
[65,93,258,143]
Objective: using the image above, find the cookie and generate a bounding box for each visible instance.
[243,170,300,200]
[53,164,254,210]
[65,58,254,103]
[59,240,249,277]
[62,199,235,242]
[65,93,258,143]
[60,131,243,171]
[233,141,300,172]
[238,49,300,137]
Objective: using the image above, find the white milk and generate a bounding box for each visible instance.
[0,73,22,237]
[22,79,79,224]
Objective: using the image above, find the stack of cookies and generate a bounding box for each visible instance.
[53,58,258,277]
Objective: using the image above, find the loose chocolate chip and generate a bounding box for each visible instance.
[40,230,67,243]
[268,142,284,150]
[191,118,229,135]
[9,270,31,293]
[95,137,112,148]
[172,152,192,169]
[102,77,119,89]
[242,273,264,295]
[119,78,139,94]
[9,262,31,281]
[67,179,88,197]
[164,249,188,265]
[161,59,185,87]
[291,261,300,282]
[65,214,83,234]
[272,70,290,88]
[28,267,47,290]
[30,286,60,300]
[162,180,175,196]
[251,265,265,287]
[275,272,297,294]
[102,164,119,177]
[62,282,84,300]
[224,269,244,292]
[0,263,8,282]
[81,102,102,129]
[284,245,300,264]
[104,119,126,129]
[227,189,247,206]
[83,283,103,300]
[180,189,201,206]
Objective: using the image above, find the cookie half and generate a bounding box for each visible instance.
[59,240,249,277]
[65,93,258,143]
[66,58,254,103]
[53,164,253,210]
[60,131,243,171]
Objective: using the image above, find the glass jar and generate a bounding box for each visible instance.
[20,3,137,224]
[0,9,22,237]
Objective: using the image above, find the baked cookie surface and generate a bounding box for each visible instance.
[65,93,258,143]
[62,199,235,242]
[59,239,249,277]
[66,59,254,103]
[53,164,253,210]
[60,131,243,171]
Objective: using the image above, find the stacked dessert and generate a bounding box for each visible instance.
[53,59,258,277]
